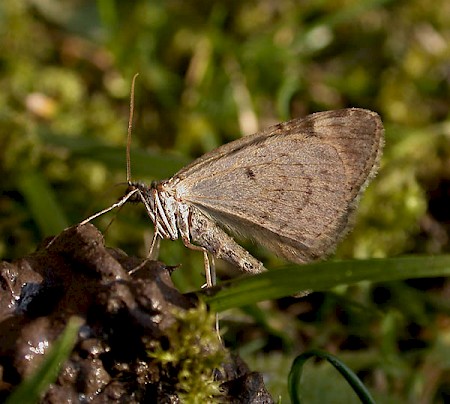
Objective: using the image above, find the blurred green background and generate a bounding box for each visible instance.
[0,0,449,402]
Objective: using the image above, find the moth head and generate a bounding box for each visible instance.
[125,181,147,203]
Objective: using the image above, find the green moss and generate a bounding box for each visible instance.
[148,302,225,403]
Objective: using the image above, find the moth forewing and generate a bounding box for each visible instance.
[170,108,384,265]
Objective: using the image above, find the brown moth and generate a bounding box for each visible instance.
[81,80,384,287]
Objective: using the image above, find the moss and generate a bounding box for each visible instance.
[148,302,225,403]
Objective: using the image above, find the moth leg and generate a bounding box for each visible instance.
[148,232,161,260]
[175,202,216,287]
[180,235,215,288]
[204,251,214,288]
[210,254,216,286]
[176,205,221,340]
[44,189,142,250]
[201,253,216,289]
[128,233,161,275]
[197,251,221,341]
[79,188,140,226]
[189,209,266,274]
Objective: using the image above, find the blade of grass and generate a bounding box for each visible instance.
[288,350,376,404]
[203,255,450,312]
[5,316,83,404]
[40,132,189,179]
[18,171,69,236]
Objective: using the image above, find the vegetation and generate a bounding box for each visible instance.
[1,0,449,401]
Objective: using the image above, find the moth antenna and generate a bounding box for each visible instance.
[127,73,139,183]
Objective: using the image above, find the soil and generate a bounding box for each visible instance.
[0,224,273,403]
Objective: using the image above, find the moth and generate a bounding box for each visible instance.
[81,80,384,287]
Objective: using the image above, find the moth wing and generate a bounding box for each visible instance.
[172,109,384,263]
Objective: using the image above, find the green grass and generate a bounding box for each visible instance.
[5,317,82,404]
[204,256,450,312]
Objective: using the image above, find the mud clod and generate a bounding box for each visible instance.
[0,224,273,403]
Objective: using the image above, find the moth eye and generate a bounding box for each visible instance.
[125,185,136,194]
